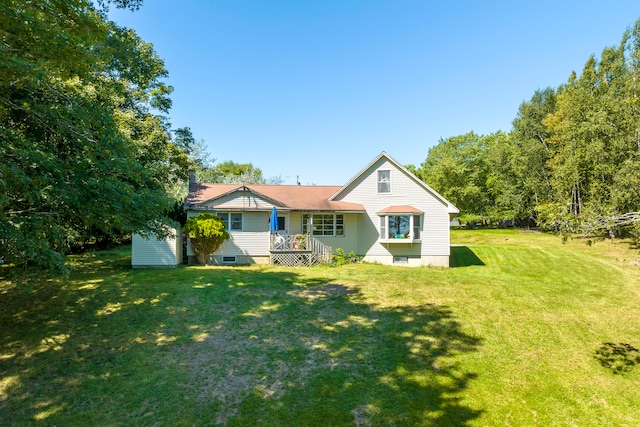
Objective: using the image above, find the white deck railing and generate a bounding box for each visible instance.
[270,234,332,266]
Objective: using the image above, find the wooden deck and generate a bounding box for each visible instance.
[269,234,332,266]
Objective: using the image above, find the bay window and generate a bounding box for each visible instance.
[378,214,421,241]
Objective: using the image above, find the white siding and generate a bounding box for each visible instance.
[310,213,360,254]
[334,157,451,265]
[218,211,270,256]
[204,192,275,209]
[287,212,360,254]
[289,212,303,235]
[218,232,270,256]
[186,211,270,259]
[132,228,182,268]
[186,200,274,261]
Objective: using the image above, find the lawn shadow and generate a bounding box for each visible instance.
[179,270,484,425]
[450,245,485,267]
[0,252,483,426]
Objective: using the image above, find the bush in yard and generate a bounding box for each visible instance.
[332,248,361,266]
[183,214,230,264]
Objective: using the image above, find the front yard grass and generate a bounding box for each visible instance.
[1,229,640,425]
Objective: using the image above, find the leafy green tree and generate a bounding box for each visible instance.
[413,18,640,236]
[198,161,266,184]
[509,87,557,221]
[483,132,523,222]
[0,0,190,271]
[542,27,640,231]
[183,214,230,264]
[417,132,493,223]
[404,164,420,176]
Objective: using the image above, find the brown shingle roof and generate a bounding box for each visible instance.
[376,205,423,214]
[186,184,365,212]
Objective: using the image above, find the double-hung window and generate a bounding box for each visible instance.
[302,214,344,236]
[377,170,391,193]
[216,212,243,231]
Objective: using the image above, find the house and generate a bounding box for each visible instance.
[184,152,459,267]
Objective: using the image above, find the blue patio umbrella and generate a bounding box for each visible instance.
[269,206,278,233]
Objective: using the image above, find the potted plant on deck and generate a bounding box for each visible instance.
[295,234,307,250]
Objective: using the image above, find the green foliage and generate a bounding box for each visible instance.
[0,0,192,272]
[193,159,284,185]
[183,214,230,264]
[417,18,640,235]
[539,25,640,232]
[509,87,557,219]
[417,132,495,223]
[197,160,266,184]
[332,248,361,265]
[294,233,307,250]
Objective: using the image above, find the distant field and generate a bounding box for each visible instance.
[1,229,639,426]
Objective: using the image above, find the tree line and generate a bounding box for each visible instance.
[410,18,640,241]
[5,2,638,272]
[0,0,281,273]
[0,0,199,272]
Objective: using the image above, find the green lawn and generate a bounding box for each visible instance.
[1,229,640,426]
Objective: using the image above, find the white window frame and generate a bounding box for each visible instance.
[378,214,421,242]
[377,170,391,193]
[302,214,345,237]
[216,212,243,231]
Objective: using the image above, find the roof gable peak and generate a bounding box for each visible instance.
[329,151,459,214]
[191,184,290,208]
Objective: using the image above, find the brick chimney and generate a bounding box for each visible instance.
[188,170,196,186]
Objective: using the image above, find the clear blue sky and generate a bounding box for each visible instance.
[110,1,640,185]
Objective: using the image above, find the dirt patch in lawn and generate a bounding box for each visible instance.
[173,285,361,424]
[290,283,358,300]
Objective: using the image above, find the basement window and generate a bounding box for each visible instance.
[222,256,236,264]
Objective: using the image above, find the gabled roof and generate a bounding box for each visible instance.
[185,152,459,215]
[329,151,459,214]
[185,183,365,212]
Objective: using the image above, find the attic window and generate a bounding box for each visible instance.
[377,170,390,193]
